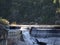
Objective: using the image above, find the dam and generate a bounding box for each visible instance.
[7,25,60,45]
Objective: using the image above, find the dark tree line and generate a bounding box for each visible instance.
[0,0,60,24]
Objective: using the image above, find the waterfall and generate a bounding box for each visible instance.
[20,27,38,45]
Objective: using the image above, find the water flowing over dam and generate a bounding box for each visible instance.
[30,27,60,45]
[7,25,60,45]
[20,27,38,45]
[20,26,60,45]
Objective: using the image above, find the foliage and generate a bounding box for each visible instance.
[0,17,9,25]
[0,0,60,25]
[53,0,57,4]
[11,22,17,25]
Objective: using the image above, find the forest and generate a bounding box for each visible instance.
[0,0,60,25]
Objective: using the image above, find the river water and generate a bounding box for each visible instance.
[20,27,38,45]
[20,27,60,45]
